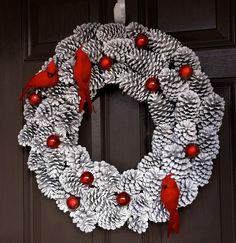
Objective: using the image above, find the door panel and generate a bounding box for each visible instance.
[0,0,235,242]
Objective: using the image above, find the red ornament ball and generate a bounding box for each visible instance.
[145,77,160,92]
[116,192,131,206]
[135,33,148,49]
[179,65,193,80]
[99,56,113,70]
[28,92,42,106]
[80,171,94,185]
[47,135,60,149]
[185,143,200,158]
[66,196,80,209]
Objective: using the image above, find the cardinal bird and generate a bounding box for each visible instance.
[20,60,59,101]
[73,47,93,113]
[161,174,180,237]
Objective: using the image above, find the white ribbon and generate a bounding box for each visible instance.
[114,0,126,24]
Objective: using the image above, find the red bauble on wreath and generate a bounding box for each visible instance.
[80,171,94,185]
[47,135,60,149]
[66,196,80,209]
[99,56,113,70]
[179,65,193,80]
[28,92,42,106]
[145,77,160,92]
[185,143,200,158]
[116,192,131,206]
[135,33,148,48]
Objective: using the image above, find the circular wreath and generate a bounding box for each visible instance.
[18,22,225,234]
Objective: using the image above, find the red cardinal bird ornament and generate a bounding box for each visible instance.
[161,174,180,237]
[73,47,93,112]
[20,60,59,101]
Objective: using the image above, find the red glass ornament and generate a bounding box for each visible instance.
[28,92,42,106]
[47,135,60,149]
[99,56,113,70]
[80,171,94,185]
[66,196,80,209]
[145,77,160,92]
[179,65,193,80]
[185,143,200,158]
[116,192,131,206]
[135,33,148,49]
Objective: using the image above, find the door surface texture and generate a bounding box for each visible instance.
[0,0,235,243]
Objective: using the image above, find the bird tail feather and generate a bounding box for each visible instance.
[168,210,180,237]
[78,92,93,113]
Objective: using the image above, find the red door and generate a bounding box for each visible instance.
[0,0,235,242]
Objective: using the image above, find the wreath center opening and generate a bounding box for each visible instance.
[80,84,152,172]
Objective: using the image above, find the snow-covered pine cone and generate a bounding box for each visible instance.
[96,23,127,42]
[117,71,150,102]
[18,121,38,146]
[198,93,225,131]
[103,38,134,62]
[126,48,165,76]
[178,178,198,207]
[102,63,129,85]
[161,144,191,179]
[23,100,38,121]
[148,200,169,223]
[58,59,75,85]
[45,81,71,98]
[173,120,197,146]
[148,28,181,58]
[198,126,220,159]
[128,215,149,234]
[66,145,91,168]
[54,103,82,138]
[27,149,44,171]
[129,192,153,217]
[142,167,166,199]
[59,162,94,196]
[70,208,98,233]
[171,46,201,71]
[81,188,116,212]
[92,161,120,191]
[55,35,80,64]
[189,153,213,187]
[152,124,173,159]
[73,23,101,43]
[62,86,79,105]
[97,206,131,230]
[56,197,70,213]
[126,22,148,39]
[174,90,201,123]
[148,93,175,126]
[189,70,213,98]
[82,40,103,63]
[43,149,66,179]
[34,99,55,126]
[30,125,54,151]
[36,166,66,199]
[89,65,106,98]
[116,169,143,195]
[159,68,189,102]
[137,152,158,172]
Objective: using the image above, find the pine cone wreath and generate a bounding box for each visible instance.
[18,22,224,234]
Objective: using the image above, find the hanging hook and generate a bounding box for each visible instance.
[114,0,126,24]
